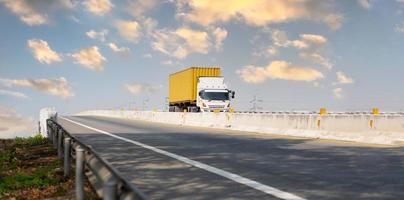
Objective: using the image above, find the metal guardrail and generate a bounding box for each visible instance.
[46,118,148,200]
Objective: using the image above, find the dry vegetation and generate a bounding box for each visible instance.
[0,135,98,200]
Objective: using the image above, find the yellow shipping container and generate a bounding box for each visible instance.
[169,67,221,104]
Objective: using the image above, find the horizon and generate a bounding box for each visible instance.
[1,0,404,137]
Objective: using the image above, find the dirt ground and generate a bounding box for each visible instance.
[0,135,99,200]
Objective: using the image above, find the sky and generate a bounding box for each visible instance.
[1,0,404,137]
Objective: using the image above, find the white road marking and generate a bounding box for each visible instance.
[61,116,306,200]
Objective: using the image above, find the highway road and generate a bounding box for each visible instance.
[57,115,404,200]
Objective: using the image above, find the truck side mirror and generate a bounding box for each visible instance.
[231,91,235,98]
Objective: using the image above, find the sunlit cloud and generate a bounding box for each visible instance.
[271,30,333,69]
[333,87,343,99]
[0,77,74,98]
[108,43,130,53]
[178,0,343,30]
[1,0,76,26]
[358,0,372,10]
[211,27,228,50]
[86,29,108,42]
[83,0,114,16]
[115,20,142,43]
[126,0,157,17]
[1,0,48,25]
[125,83,162,94]
[151,26,224,59]
[395,22,404,33]
[237,60,324,84]
[72,46,106,71]
[0,105,35,138]
[27,39,62,64]
[0,89,28,98]
[334,71,355,85]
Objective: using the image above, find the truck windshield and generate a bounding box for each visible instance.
[199,91,229,100]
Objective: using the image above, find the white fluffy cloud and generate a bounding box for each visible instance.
[0,89,28,98]
[0,105,35,138]
[395,22,404,33]
[1,0,48,25]
[272,31,327,49]
[115,20,142,43]
[358,0,372,10]
[127,0,157,17]
[178,0,343,30]
[72,46,106,71]
[27,39,62,64]
[1,0,75,26]
[0,77,74,98]
[333,87,343,99]
[151,26,225,59]
[108,43,130,53]
[212,27,228,50]
[236,60,324,84]
[271,30,333,69]
[86,29,108,42]
[335,71,354,84]
[83,0,113,16]
[125,83,162,94]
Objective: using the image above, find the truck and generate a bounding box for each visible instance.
[169,67,235,112]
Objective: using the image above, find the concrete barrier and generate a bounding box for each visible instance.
[76,110,404,145]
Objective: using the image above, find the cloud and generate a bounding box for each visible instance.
[178,0,343,30]
[151,26,216,59]
[271,31,333,69]
[175,27,210,53]
[1,0,76,26]
[72,46,106,71]
[300,34,327,45]
[142,53,152,58]
[83,0,114,16]
[0,105,35,138]
[108,43,130,53]
[0,89,28,98]
[236,60,324,84]
[333,87,343,99]
[0,77,74,98]
[86,29,108,42]
[125,83,162,94]
[27,39,62,64]
[211,27,228,50]
[300,52,333,70]
[69,15,80,23]
[358,0,372,10]
[161,60,173,65]
[1,0,48,25]
[335,71,354,84]
[395,22,404,33]
[127,0,157,17]
[272,31,327,49]
[115,20,142,43]
[267,46,278,56]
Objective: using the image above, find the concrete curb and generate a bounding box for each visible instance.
[75,110,404,145]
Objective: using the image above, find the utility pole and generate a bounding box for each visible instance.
[250,95,263,112]
[142,98,149,111]
[164,97,169,111]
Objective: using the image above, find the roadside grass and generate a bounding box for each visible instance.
[0,134,98,199]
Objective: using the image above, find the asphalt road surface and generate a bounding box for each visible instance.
[57,115,404,200]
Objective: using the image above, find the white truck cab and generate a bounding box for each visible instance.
[196,77,235,112]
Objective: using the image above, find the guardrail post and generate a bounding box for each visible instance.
[53,126,58,148]
[47,124,52,141]
[58,129,63,158]
[103,180,117,200]
[76,147,85,200]
[64,138,71,177]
